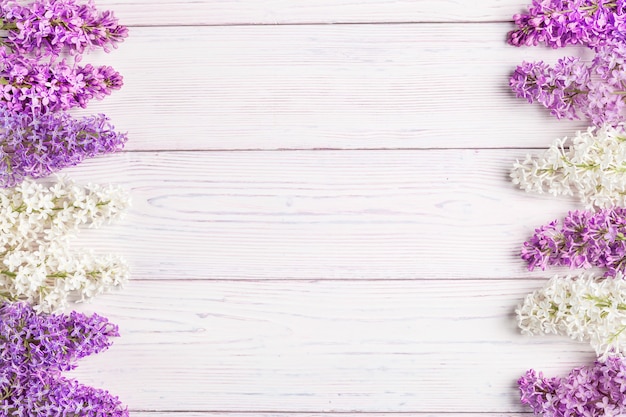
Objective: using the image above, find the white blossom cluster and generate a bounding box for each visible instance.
[517,274,626,358]
[0,178,130,312]
[511,124,626,209]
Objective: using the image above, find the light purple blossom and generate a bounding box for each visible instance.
[521,207,626,277]
[519,357,626,417]
[510,56,591,120]
[510,42,626,125]
[0,46,123,114]
[0,107,127,187]
[508,0,626,48]
[0,302,127,416]
[0,0,128,56]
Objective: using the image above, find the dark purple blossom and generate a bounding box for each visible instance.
[519,357,626,417]
[0,302,118,372]
[522,207,626,277]
[0,108,127,187]
[1,372,128,416]
[0,46,123,114]
[508,0,626,48]
[0,0,128,56]
[0,302,127,416]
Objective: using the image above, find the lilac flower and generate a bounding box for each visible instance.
[1,372,128,417]
[0,108,127,187]
[0,302,127,416]
[511,124,626,209]
[75,63,124,107]
[510,57,591,120]
[519,357,626,417]
[521,220,563,271]
[508,0,626,48]
[510,42,626,125]
[517,273,626,357]
[0,302,118,372]
[0,0,128,56]
[522,207,626,277]
[0,46,123,114]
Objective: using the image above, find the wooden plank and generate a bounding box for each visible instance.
[69,279,596,412]
[131,414,530,417]
[96,0,529,26]
[66,149,581,280]
[77,24,590,151]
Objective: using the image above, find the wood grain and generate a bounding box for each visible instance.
[131,415,531,417]
[96,0,531,26]
[23,1,604,414]
[65,149,583,281]
[77,24,591,151]
[68,279,596,412]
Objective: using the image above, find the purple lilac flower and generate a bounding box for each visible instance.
[508,0,626,48]
[0,302,118,372]
[1,372,128,416]
[510,42,626,125]
[519,357,626,417]
[522,207,626,277]
[0,302,127,416]
[0,108,127,187]
[510,57,591,120]
[0,0,128,56]
[0,46,123,114]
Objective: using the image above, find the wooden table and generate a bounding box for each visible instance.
[67,1,597,416]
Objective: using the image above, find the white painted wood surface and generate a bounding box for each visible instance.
[66,150,581,280]
[70,280,596,412]
[94,1,548,25]
[56,0,604,415]
[80,24,591,150]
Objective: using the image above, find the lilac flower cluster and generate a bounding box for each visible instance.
[0,0,128,56]
[507,1,626,124]
[0,302,127,415]
[508,3,626,416]
[519,356,626,417]
[0,0,128,185]
[508,0,626,48]
[0,47,123,114]
[510,42,626,125]
[521,207,626,276]
[0,108,127,187]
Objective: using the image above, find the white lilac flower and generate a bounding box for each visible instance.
[0,177,130,312]
[517,273,626,358]
[511,124,626,209]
